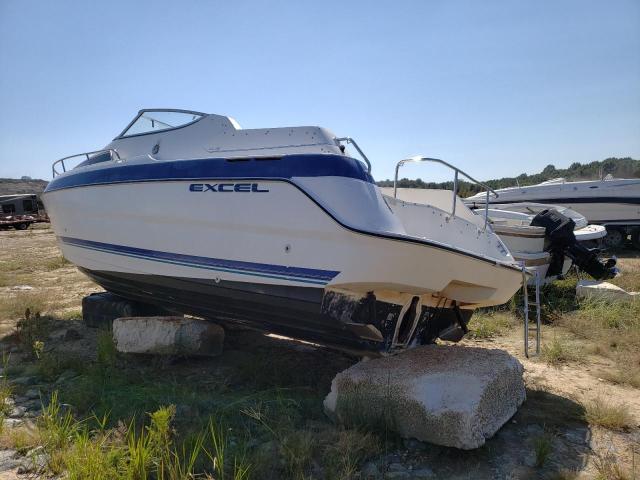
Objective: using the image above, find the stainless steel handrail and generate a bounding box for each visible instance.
[393,156,498,229]
[52,149,121,178]
[334,137,371,173]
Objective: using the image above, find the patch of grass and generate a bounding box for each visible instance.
[35,392,252,480]
[57,309,83,321]
[0,272,12,287]
[562,297,640,382]
[541,336,583,366]
[2,291,53,321]
[96,330,117,367]
[16,310,54,357]
[608,258,640,292]
[549,469,580,480]
[593,452,632,480]
[35,351,87,382]
[0,352,13,418]
[599,367,640,389]
[539,277,581,321]
[0,259,24,273]
[467,312,515,339]
[44,255,70,271]
[583,396,632,431]
[323,429,380,479]
[0,424,41,455]
[533,430,554,468]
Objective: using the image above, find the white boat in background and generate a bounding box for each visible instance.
[43,109,524,354]
[384,188,617,283]
[472,204,614,284]
[465,176,640,249]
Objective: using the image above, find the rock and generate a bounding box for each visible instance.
[563,427,589,445]
[506,465,537,480]
[402,438,425,451]
[361,461,379,478]
[23,388,40,400]
[10,285,33,291]
[523,451,537,468]
[2,418,22,429]
[525,424,543,436]
[113,317,224,356]
[64,329,82,341]
[55,370,80,385]
[16,448,48,474]
[20,399,40,410]
[49,328,83,342]
[576,280,639,302]
[9,406,26,418]
[11,376,36,386]
[0,450,20,472]
[411,467,435,479]
[388,463,407,473]
[82,292,177,329]
[385,470,410,479]
[324,345,525,449]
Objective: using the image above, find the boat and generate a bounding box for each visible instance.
[465,176,640,249]
[43,109,524,354]
[383,188,617,284]
[465,203,615,283]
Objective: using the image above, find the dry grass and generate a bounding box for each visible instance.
[583,396,633,431]
[0,424,41,455]
[549,469,580,480]
[592,453,633,480]
[599,367,640,389]
[44,255,70,271]
[541,336,583,366]
[560,297,640,386]
[0,290,54,319]
[467,312,515,339]
[608,257,640,293]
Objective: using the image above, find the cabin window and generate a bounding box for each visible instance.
[2,204,15,214]
[23,199,35,212]
[120,110,204,137]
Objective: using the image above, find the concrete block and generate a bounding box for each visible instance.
[576,280,639,302]
[82,292,176,329]
[324,344,525,449]
[113,317,224,356]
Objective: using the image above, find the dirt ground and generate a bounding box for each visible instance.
[0,224,639,479]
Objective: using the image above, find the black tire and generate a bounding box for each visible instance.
[603,228,625,249]
[16,223,29,230]
[631,228,640,250]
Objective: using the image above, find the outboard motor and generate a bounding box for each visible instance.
[531,209,617,280]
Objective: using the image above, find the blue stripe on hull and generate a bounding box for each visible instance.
[45,154,373,193]
[59,236,340,285]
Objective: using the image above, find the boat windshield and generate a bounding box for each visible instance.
[119,109,205,138]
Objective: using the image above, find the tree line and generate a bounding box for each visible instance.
[376,157,640,197]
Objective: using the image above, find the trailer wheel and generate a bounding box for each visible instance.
[631,228,640,250]
[603,228,625,249]
[16,223,29,231]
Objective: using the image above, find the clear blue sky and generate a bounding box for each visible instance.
[1,0,639,182]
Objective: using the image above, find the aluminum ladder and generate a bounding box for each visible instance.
[522,266,541,358]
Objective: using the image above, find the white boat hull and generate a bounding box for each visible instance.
[44,177,522,352]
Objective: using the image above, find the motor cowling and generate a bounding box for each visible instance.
[531,209,617,280]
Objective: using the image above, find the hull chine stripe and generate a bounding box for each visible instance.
[59,236,339,285]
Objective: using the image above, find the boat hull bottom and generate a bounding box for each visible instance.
[79,268,473,354]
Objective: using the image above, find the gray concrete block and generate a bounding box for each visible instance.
[113,317,224,356]
[324,344,525,449]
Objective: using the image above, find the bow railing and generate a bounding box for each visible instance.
[52,149,121,177]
